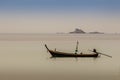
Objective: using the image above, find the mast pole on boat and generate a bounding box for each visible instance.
[75,41,79,54]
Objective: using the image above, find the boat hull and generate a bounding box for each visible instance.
[45,44,98,57]
[48,50,98,57]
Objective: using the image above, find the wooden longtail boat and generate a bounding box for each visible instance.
[45,44,99,57]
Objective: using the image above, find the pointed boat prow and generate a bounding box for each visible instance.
[45,44,49,51]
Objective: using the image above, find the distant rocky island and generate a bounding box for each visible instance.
[69,28,104,34]
[69,28,86,34]
[89,31,104,34]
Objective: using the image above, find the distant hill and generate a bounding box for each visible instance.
[69,28,86,34]
[69,28,104,34]
[89,31,104,34]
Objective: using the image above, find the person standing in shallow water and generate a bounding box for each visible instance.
[75,49,78,54]
[75,41,79,54]
[93,49,97,53]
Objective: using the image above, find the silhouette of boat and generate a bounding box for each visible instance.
[45,44,99,57]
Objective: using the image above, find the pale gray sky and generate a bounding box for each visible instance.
[0,0,120,33]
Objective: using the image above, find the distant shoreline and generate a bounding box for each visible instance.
[0,33,120,35]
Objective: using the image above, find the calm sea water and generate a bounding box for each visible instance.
[0,34,120,80]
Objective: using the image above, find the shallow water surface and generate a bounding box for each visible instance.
[0,34,120,80]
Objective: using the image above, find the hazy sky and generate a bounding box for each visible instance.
[0,0,120,33]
